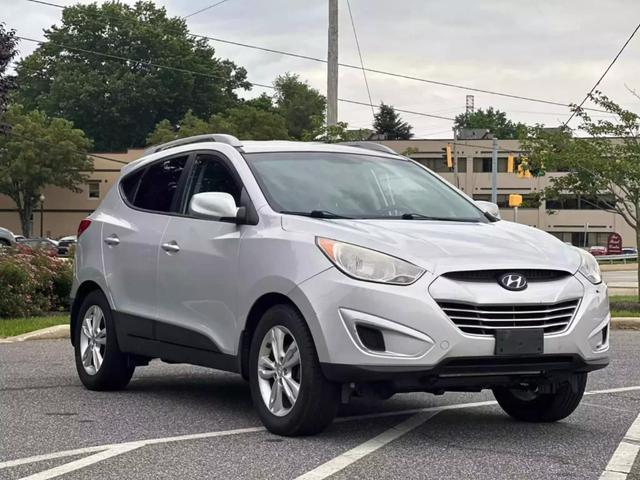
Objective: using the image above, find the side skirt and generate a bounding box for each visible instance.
[112,311,238,373]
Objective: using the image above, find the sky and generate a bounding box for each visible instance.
[3,0,640,138]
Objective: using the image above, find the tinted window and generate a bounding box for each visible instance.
[134,156,187,212]
[184,154,241,210]
[121,169,143,204]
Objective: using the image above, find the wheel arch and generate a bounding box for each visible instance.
[239,293,307,380]
[70,280,105,346]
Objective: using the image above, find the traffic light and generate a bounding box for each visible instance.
[507,154,514,173]
[445,144,453,168]
[517,156,532,178]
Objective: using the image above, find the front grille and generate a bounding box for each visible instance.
[437,299,580,336]
[442,269,570,283]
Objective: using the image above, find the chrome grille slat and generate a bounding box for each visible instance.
[446,311,576,323]
[437,299,580,336]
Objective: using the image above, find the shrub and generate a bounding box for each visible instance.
[0,250,73,317]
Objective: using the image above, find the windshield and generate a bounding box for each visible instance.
[245,152,488,222]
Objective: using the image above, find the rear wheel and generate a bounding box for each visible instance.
[493,373,587,422]
[249,304,339,436]
[74,290,134,390]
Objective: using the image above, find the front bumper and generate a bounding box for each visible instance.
[289,267,610,382]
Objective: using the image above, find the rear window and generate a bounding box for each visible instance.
[120,169,143,204]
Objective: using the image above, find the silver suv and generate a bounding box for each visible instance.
[71,134,610,436]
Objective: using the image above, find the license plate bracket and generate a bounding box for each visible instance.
[495,328,544,356]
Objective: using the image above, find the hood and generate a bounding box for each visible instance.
[281,216,582,275]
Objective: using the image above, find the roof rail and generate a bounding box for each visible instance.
[339,141,399,155]
[143,134,243,155]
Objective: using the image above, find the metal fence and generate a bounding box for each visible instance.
[596,254,638,264]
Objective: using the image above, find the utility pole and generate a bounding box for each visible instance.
[327,0,339,126]
[491,136,498,205]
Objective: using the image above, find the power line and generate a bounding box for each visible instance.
[184,0,233,19]
[20,0,608,113]
[346,0,375,120]
[565,21,640,126]
[16,35,455,121]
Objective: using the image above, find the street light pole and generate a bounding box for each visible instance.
[39,194,45,237]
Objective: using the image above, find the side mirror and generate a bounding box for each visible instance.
[475,200,501,220]
[188,192,245,223]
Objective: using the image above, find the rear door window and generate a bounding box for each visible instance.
[133,155,188,213]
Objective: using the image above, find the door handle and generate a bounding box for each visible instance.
[161,241,180,253]
[104,235,120,246]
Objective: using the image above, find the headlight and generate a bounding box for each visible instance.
[577,248,602,284]
[316,237,425,285]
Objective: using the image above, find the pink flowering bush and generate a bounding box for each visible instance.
[0,250,73,317]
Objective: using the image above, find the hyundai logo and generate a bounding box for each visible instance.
[498,273,528,291]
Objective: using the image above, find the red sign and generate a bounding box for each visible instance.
[607,233,623,255]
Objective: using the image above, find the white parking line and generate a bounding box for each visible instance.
[0,385,637,480]
[19,444,143,480]
[295,411,440,480]
[600,413,640,480]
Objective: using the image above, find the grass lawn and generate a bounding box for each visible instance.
[0,315,69,338]
[610,295,640,318]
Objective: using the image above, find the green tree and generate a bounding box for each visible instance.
[145,110,210,145]
[0,105,93,236]
[0,23,17,128]
[521,91,640,298]
[454,107,526,139]
[373,103,413,140]
[146,105,289,145]
[14,1,249,151]
[302,121,371,143]
[209,105,289,140]
[273,73,326,139]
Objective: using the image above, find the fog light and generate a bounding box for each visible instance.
[356,325,386,352]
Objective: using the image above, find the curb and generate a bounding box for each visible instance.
[0,324,70,344]
[1,318,639,344]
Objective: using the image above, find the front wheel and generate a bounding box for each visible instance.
[493,373,587,422]
[249,304,339,436]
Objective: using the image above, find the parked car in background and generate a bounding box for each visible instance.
[57,235,77,256]
[0,227,16,247]
[622,247,638,256]
[588,246,607,256]
[17,238,59,257]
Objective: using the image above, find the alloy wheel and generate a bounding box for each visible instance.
[257,325,301,417]
[79,305,107,375]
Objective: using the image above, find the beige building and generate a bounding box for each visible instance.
[0,139,635,248]
[381,139,636,248]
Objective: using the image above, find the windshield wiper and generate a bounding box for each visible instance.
[400,213,477,222]
[280,210,353,219]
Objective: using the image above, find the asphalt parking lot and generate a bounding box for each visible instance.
[1,332,640,480]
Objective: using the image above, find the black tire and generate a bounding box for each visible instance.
[74,290,134,391]
[493,373,587,422]
[249,304,339,436]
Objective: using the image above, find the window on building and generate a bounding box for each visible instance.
[473,192,539,209]
[415,157,467,173]
[88,180,101,199]
[473,157,509,173]
[545,195,615,210]
[134,155,188,213]
[550,231,611,247]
